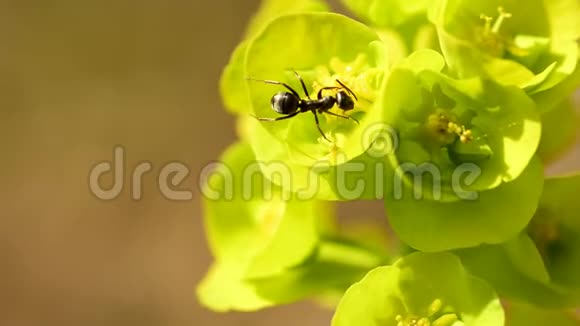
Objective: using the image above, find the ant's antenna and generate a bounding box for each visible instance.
[336,79,358,101]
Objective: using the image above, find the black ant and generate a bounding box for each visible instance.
[248,71,360,142]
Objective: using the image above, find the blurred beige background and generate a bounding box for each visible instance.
[0,1,578,326]
[0,1,334,325]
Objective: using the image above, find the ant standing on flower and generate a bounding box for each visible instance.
[248,71,360,142]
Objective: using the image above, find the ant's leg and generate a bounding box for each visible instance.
[247,78,301,99]
[316,86,340,99]
[292,70,311,99]
[252,111,299,122]
[336,79,358,101]
[322,111,360,124]
[311,111,331,142]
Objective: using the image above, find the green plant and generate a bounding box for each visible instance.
[199,0,580,324]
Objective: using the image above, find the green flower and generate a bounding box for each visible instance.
[245,13,388,159]
[197,142,387,311]
[332,252,504,326]
[380,50,543,251]
[209,0,580,320]
[228,12,398,200]
[197,142,322,310]
[429,0,580,112]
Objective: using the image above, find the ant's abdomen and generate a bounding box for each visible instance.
[271,92,299,114]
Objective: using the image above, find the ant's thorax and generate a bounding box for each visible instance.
[299,96,336,113]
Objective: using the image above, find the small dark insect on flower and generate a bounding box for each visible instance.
[248,71,360,142]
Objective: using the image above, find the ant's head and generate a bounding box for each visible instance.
[270,91,299,115]
[336,90,355,111]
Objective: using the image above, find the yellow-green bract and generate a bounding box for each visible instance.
[332,252,504,326]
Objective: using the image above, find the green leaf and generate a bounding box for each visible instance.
[340,0,440,56]
[531,174,580,292]
[385,156,544,251]
[402,49,446,73]
[246,115,390,200]
[375,28,409,66]
[533,63,580,113]
[506,302,580,326]
[537,98,578,163]
[466,82,542,189]
[537,174,580,230]
[340,0,432,27]
[197,239,385,312]
[502,233,550,284]
[332,252,504,326]
[412,23,441,52]
[244,0,329,38]
[220,41,251,114]
[249,239,387,304]
[533,0,580,94]
[219,0,329,114]
[197,260,274,312]
[457,174,580,308]
[199,143,389,311]
[202,142,321,275]
[456,233,578,308]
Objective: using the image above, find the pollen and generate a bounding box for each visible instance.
[447,122,473,144]
[477,6,514,57]
[486,7,512,35]
[312,54,380,103]
[425,111,472,145]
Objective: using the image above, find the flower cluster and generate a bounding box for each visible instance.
[199,0,580,324]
